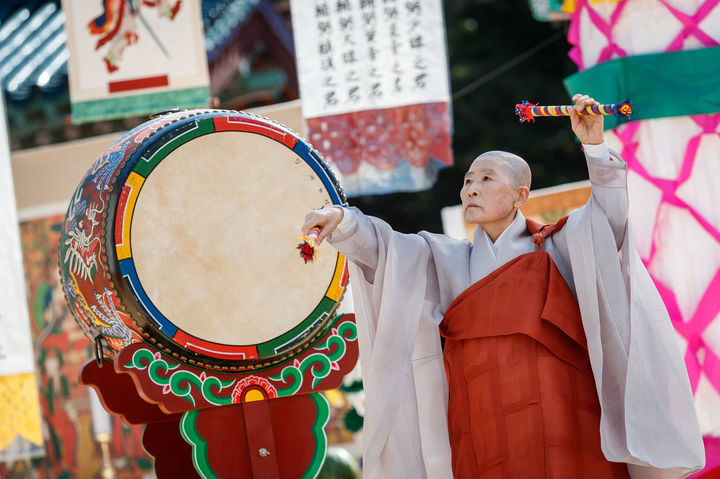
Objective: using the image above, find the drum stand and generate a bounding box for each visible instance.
[80,314,359,478]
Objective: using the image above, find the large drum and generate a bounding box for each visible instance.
[60,110,348,371]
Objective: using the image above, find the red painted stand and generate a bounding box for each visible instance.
[81,314,359,478]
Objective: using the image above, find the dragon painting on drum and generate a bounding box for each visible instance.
[60,111,189,356]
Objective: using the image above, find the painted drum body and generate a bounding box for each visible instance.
[60,110,348,371]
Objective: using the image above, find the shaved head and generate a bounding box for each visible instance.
[473,151,531,190]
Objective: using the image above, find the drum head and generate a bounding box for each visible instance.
[110,112,347,370]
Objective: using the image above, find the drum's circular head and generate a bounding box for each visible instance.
[132,132,336,344]
[111,112,347,370]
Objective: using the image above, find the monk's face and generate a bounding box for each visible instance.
[460,157,523,229]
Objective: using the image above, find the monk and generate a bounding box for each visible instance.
[302,94,704,478]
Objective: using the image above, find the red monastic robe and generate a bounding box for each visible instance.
[439,220,630,478]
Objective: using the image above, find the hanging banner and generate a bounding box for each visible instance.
[0,85,43,460]
[290,0,453,196]
[0,91,34,377]
[62,0,210,123]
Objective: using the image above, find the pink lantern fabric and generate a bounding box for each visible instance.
[567,0,720,69]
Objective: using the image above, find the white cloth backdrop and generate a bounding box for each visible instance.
[0,92,34,376]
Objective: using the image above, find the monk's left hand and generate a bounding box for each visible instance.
[569,93,604,145]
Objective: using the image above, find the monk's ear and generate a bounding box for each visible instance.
[514,186,529,208]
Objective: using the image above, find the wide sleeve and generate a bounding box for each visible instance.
[328,207,380,283]
[583,141,628,249]
[547,142,628,290]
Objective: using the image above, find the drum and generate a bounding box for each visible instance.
[60,110,348,371]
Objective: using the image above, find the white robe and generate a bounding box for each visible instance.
[329,143,704,479]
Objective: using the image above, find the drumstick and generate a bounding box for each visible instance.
[515,99,632,123]
[297,226,322,263]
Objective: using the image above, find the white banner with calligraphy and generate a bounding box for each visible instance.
[0,94,34,376]
[291,0,453,196]
[62,0,210,123]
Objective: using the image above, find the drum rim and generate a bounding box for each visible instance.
[100,109,348,371]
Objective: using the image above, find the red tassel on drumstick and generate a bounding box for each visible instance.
[297,226,322,263]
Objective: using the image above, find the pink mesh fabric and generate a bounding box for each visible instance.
[658,0,720,51]
[568,0,720,70]
[610,117,720,397]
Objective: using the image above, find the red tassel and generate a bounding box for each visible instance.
[514,101,537,123]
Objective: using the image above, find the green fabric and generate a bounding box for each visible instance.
[564,46,720,129]
[71,86,210,124]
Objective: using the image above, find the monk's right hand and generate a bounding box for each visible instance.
[302,206,344,246]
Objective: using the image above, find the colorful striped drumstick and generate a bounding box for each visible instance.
[297,226,322,263]
[515,100,632,123]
